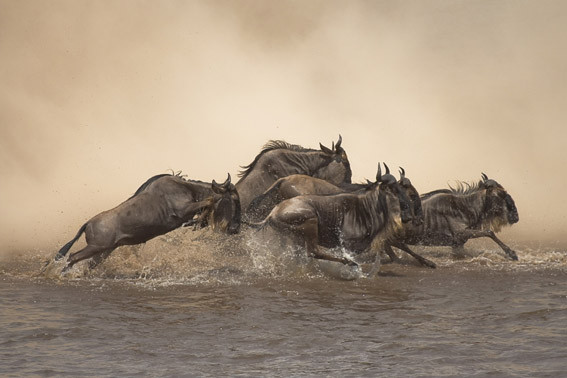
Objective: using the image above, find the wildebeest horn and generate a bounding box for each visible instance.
[399,167,405,180]
[481,172,489,182]
[331,141,335,151]
[376,163,382,182]
[335,134,342,150]
[384,163,390,175]
[223,173,231,187]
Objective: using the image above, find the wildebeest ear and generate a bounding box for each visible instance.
[376,163,382,182]
[320,143,333,155]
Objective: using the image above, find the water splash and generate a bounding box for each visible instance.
[3,227,566,288]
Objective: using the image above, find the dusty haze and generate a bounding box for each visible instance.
[1,0,566,255]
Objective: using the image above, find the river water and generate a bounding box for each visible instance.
[1,228,566,377]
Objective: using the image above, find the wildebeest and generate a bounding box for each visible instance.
[249,164,414,266]
[246,168,436,268]
[387,173,519,261]
[54,172,241,271]
[235,135,352,215]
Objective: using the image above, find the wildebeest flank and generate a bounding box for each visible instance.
[53,173,241,272]
[249,164,414,266]
[389,173,519,261]
[235,135,352,214]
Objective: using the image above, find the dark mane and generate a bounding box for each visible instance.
[421,181,482,200]
[129,171,186,200]
[238,140,314,179]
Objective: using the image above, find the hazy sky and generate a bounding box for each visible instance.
[1,0,566,253]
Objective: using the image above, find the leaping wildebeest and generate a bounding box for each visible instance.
[386,173,519,261]
[235,135,352,215]
[249,164,414,266]
[53,172,241,272]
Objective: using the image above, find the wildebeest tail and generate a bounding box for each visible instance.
[242,218,268,231]
[55,223,87,260]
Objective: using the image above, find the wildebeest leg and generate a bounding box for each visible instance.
[88,250,113,270]
[390,242,437,268]
[302,218,357,266]
[451,244,466,258]
[457,230,518,260]
[366,252,381,278]
[64,245,113,272]
[383,243,400,263]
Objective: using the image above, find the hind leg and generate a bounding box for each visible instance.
[301,218,357,266]
[87,250,113,270]
[64,245,113,272]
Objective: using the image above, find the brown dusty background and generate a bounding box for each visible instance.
[1,0,566,254]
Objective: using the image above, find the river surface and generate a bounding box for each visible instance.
[1,228,566,377]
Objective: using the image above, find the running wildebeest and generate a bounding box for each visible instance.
[54,173,241,272]
[386,173,519,261]
[249,164,414,266]
[235,135,352,215]
[246,168,436,268]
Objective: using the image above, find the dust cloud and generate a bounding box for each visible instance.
[1,0,566,256]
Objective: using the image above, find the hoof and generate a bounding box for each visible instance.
[423,259,437,269]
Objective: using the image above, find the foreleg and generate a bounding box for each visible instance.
[459,230,518,260]
[391,241,437,268]
[383,242,400,263]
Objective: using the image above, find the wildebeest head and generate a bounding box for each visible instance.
[398,167,424,226]
[315,135,352,184]
[479,173,519,228]
[210,174,241,234]
[376,163,414,224]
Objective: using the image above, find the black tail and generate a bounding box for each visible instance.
[55,223,87,260]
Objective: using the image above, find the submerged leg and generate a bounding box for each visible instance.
[366,251,382,278]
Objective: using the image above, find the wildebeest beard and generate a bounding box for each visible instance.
[211,194,241,234]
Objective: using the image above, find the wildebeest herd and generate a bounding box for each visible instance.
[51,136,519,276]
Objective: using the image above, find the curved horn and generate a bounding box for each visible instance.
[481,172,488,181]
[223,173,231,186]
[399,167,405,180]
[376,163,382,182]
[384,163,390,175]
[336,134,342,150]
[212,179,220,190]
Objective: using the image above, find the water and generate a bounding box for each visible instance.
[1,228,566,377]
